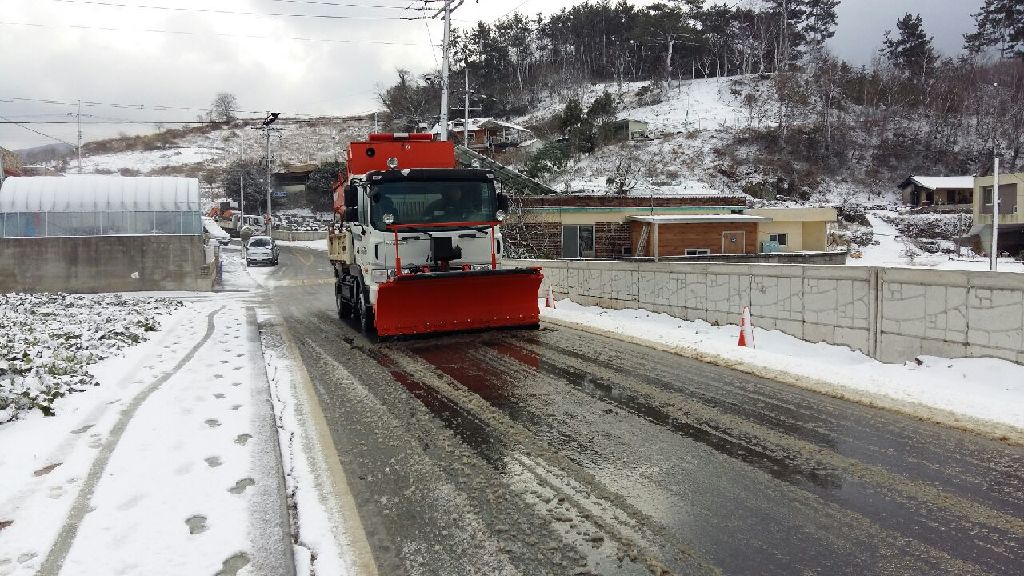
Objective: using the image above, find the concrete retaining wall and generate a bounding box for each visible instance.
[630,251,848,265]
[0,235,216,293]
[272,231,327,242]
[510,259,1024,365]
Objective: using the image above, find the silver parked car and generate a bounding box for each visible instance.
[246,235,279,266]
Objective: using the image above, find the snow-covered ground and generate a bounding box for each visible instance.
[852,212,1024,273]
[0,259,353,575]
[80,146,221,173]
[541,299,1024,439]
[277,238,328,251]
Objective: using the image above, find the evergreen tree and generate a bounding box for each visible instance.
[964,0,1024,59]
[803,0,841,50]
[881,14,938,81]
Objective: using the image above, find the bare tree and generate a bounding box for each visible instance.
[211,92,239,123]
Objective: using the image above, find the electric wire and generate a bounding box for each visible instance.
[45,0,432,21]
[0,115,77,147]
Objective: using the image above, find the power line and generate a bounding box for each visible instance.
[262,0,434,11]
[0,20,432,47]
[0,114,77,147]
[46,0,432,21]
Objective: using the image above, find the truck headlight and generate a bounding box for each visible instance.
[383,213,395,225]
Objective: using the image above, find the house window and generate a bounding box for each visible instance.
[561,225,595,258]
[685,248,711,256]
[465,132,476,143]
[769,233,788,246]
[982,184,1018,214]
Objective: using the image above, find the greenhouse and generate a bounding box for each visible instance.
[0,176,202,238]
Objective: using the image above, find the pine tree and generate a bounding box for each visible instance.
[802,0,841,50]
[964,0,1024,59]
[881,13,938,81]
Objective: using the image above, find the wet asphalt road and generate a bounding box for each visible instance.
[259,246,1024,576]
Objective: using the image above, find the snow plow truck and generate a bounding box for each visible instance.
[328,133,543,337]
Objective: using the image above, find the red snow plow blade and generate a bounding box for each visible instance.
[374,268,543,337]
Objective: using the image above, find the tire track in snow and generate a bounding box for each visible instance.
[36,306,224,576]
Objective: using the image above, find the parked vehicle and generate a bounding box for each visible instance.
[201,216,232,246]
[246,235,279,266]
[328,132,543,337]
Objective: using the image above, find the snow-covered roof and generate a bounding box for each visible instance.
[430,117,532,135]
[628,214,772,224]
[901,176,974,190]
[0,176,200,213]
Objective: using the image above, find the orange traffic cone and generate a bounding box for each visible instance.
[738,306,754,348]
[545,286,556,309]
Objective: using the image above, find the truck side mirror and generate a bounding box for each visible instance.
[344,185,358,209]
[496,192,510,212]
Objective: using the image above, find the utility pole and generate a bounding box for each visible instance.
[251,112,280,232]
[265,125,272,227]
[991,153,1000,271]
[0,148,6,186]
[240,173,245,219]
[439,0,452,141]
[451,68,483,147]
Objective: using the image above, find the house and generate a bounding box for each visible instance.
[897,175,974,211]
[606,119,650,142]
[970,172,1024,257]
[431,118,534,152]
[518,194,746,259]
[273,163,317,198]
[517,195,837,260]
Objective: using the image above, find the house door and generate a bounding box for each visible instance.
[722,231,745,255]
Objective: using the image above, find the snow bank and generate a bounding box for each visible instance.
[542,300,1024,441]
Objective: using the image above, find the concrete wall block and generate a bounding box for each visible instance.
[750,275,782,321]
[803,278,839,325]
[880,282,927,336]
[917,338,972,362]
[707,274,734,313]
[773,318,805,340]
[877,334,924,364]
[803,322,837,345]
[924,285,968,341]
[966,288,1024,351]
[779,276,804,320]
[833,326,871,355]
[684,273,708,311]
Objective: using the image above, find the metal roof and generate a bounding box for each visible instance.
[0,176,200,213]
[628,214,772,224]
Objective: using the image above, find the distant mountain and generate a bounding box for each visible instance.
[16,143,75,164]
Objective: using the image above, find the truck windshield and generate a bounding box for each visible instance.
[370,181,496,230]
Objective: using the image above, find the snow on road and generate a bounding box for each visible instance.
[541,300,1024,437]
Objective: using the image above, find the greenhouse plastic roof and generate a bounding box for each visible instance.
[0,176,201,213]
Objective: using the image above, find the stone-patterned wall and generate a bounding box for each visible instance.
[509,259,1024,365]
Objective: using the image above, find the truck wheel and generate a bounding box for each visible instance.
[357,288,375,334]
[336,289,352,319]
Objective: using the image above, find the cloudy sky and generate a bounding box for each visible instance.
[0,0,978,150]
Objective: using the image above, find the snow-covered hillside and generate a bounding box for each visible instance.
[76,116,373,178]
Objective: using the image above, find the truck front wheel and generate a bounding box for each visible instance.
[336,289,352,319]
[357,287,375,334]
